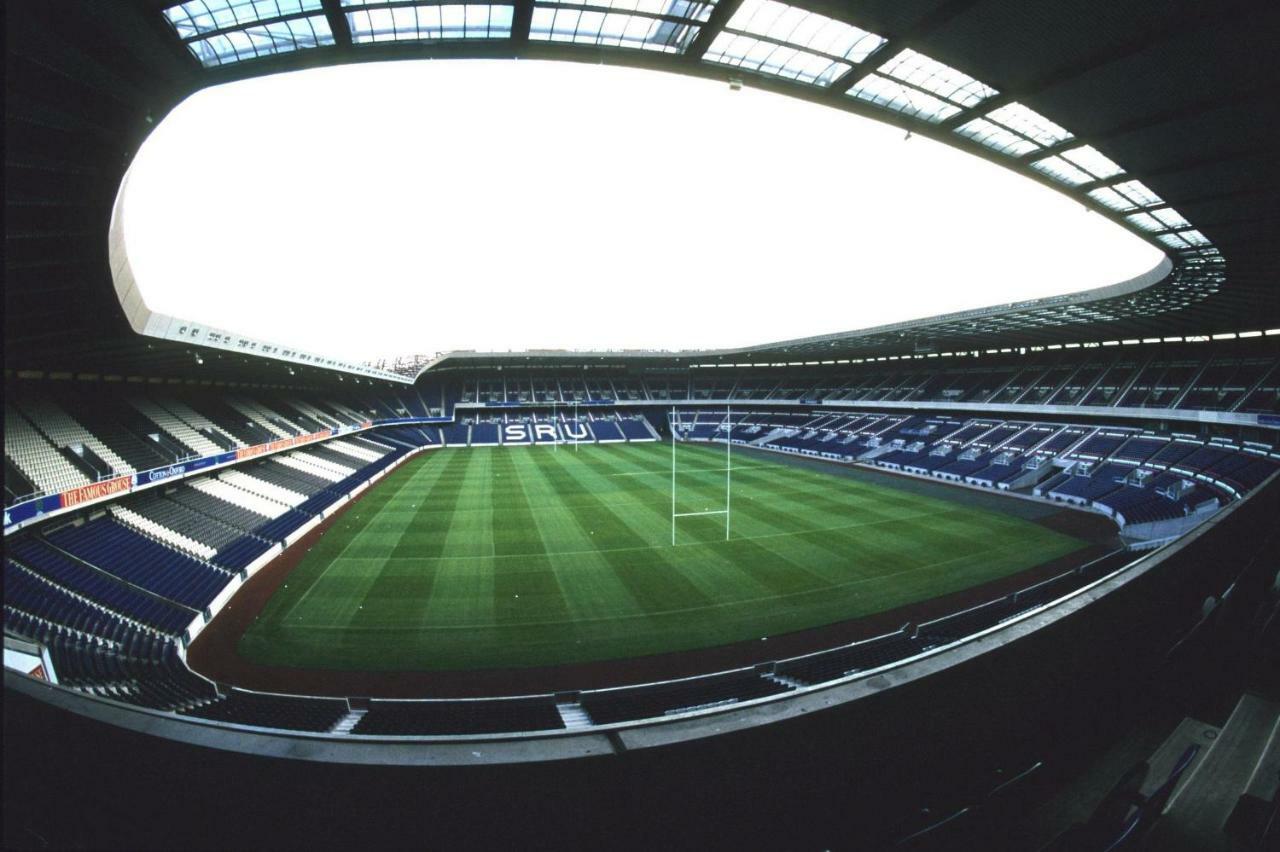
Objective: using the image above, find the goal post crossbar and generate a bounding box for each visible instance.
[670,404,732,545]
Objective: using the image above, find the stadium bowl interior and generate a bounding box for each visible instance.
[4,2,1279,849]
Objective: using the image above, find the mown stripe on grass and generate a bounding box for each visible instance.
[421,449,497,627]
[515,450,649,621]
[337,451,467,631]
[542,447,714,616]
[274,452,444,625]
[489,450,572,625]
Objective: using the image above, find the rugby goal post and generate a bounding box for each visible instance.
[671,405,732,545]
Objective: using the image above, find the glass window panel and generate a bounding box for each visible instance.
[877,47,997,107]
[954,117,1039,157]
[600,12,630,39]
[531,0,710,52]
[1029,155,1094,186]
[490,5,513,28]
[392,6,416,32]
[846,73,961,122]
[724,0,884,63]
[577,9,605,33]
[983,102,1072,147]
[1060,145,1123,180]
[622,15,654,43]
[167,8,199,39]
[212,6,240,29]
[1110,179,1162,208]
[1158,233,1190,249]
[1177,229,1210,246]
[546,9,576,35]
[1087,187,1139,212]
[164,0,323,37]
[1151,207,1190,229]
[348,4,513,41]
[1124,212,1163,231]
[704,32,850,85]
[441,5,467,36]
[181,11,332,64]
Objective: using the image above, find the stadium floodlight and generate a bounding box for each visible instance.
[671,405,732,545]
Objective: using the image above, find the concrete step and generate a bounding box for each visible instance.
[1224,712,1280,849]
[329,708,368,735]
[556,702,593,729]
[1151,693,1280,851]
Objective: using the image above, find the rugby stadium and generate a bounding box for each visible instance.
[4,2,1279,849]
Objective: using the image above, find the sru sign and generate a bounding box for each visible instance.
[502,422,590,443]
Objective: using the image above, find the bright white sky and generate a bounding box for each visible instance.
[122,59,1163,362]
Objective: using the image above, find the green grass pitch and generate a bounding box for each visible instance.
[239,442,1089,671]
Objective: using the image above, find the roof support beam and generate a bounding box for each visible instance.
[825,38,897,96]
[511,0,535,50]
[320,0,354,48]
[827,0,984,101]
[683,0,743,63]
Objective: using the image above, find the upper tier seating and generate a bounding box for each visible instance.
[148,398,244,451]
[436,346,1275,413]
[66,395,181,472]
[16,398,134,478]
[5,406,91,497]
[226,397,299,439]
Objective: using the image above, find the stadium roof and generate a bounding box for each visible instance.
[6,0,1278,385]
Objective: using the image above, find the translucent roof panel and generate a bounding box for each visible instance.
[530,0,715,53]
[954,117,1040,157]
[164,0,323,39]
[1158,233,1190,250]
[1151,207,1190,229]
[876,48,998,108]
[722,0,885,64]
[1109,179,1163,208]
[704,32,852,86]
[846,73,961,123]
[983,102,1072,148]
[1088,186,1139,212]
[1177,229,1210,246]
[1124,212,1163,231]
[1029,154,1094,186]
[347,5,514,42]
[1060,145,1124,180]
[184,15,334,66]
